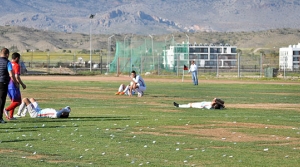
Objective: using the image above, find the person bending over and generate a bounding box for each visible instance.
[173,98,225,109]
[14,97,71,118]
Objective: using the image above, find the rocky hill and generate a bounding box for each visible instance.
[0,0,299,35]
[0,25,299,53]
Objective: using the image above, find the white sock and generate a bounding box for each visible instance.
[118,84,124,92]
[17,102,26,115]
[21,108,28,116]
[179,104,191,108]
[124,85,129,92]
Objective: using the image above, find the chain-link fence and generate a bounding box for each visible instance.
[19,50,298,79]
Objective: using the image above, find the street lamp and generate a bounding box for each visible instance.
[185,34,190,68]
[89,14,95,72]
[149,34,154,70]
[130,34,133,72]
[164,35,169,71]
[172,34,174,45]
[185,34,189,44]
[31,49,34,68]
[107,35,114,73]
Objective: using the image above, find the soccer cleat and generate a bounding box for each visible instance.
[137,91,144,97]
[13,114,24,118]
[173,102,179,107]
[119,92,125,95]
[0,119,6,124]
[8,117,17,120]
[115,92,120,95]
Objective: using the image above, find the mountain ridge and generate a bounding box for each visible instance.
[0,0,299,35]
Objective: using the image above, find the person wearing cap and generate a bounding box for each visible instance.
[14,97,71,118]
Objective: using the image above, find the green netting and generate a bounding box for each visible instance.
[109,38,189,75]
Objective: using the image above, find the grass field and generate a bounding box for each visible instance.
[0,76,299,167]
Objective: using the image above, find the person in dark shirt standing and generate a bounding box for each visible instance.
[0,48,18,123]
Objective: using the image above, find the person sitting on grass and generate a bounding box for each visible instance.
[14,97,71,118]
[115,82,135,95]
[173,98,225,109]
[128,70,146,97]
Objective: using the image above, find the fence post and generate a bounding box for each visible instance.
[73,53,76,73]
[260,53,263,78]
[238,53,240,78]
[140,55,143,75]
[47,52,50,74]
[117,57,119,77]
[100,56,102,74]
[177,54,179,76]
[216,54,219,77]
[157,54,159,75]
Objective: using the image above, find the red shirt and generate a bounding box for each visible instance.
[8,61,20,89]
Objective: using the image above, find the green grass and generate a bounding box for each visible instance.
[0,78,299,167]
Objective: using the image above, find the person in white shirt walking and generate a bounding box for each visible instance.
[188,60,198,85]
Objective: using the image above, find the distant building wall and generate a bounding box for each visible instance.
[163,43,237,69]
[279,43,300,71]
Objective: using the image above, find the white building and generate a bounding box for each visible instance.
[163,42,237,69]
[279,43,300,71]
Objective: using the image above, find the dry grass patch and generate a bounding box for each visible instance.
[0,149,48,160]
[227,103,300,112]
[134,122,299,143]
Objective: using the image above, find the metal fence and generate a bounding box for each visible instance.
[20,52,299,79]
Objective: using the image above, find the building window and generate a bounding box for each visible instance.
[189,48,195,53]
[184,54,189,59]
[201,48,208,53]
[231,48,236,53]
[293,51,300,55]
[210,48,216,53]
[293,57,300,61]
[195,48,201,52]
[224,48,227,53]
[225,55,236,59]
[189,54,197,60]
[175,47,188,53]
[200,54,208,59]
[205,61,216,66]
[189,48,201,53]
[210,54,217,59]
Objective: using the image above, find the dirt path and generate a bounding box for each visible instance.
[22,75,300,85]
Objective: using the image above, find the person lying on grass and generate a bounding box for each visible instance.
[14,97,71,118]
[173,98,225,109]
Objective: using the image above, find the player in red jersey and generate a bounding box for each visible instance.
[4,52,26,120]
